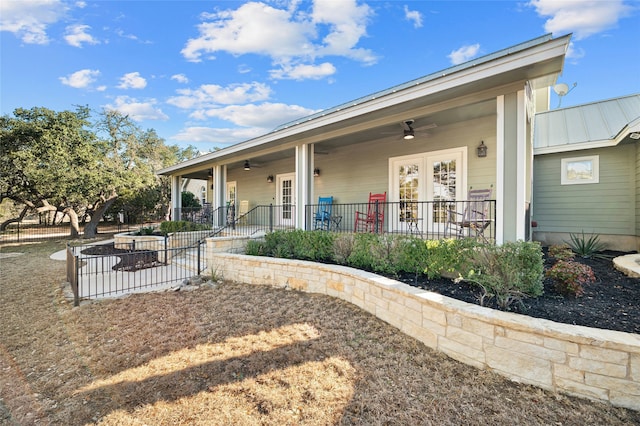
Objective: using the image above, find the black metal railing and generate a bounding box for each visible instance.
[174,204,297,237]
[304,199,496,241]
[67,238,208,306]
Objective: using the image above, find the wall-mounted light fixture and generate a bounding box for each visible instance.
[267,175,274,183]
[631,132,640,140]
[244,160,251,170]
[477,141,487,158]
[313,168,320,177]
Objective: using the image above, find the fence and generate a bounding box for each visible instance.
[304,199,496,240]
[0,221,150,244]
[66,238,207,306]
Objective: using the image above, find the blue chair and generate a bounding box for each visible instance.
[313,196,333,230]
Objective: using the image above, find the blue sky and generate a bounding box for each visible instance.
[2,0,639,150]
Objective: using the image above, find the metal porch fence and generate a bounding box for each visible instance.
[303,199,496,240]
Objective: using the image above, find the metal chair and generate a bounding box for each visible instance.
[354,192,386,233]
[313,196,333,230]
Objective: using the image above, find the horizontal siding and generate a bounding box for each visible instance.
[533,145,636,235]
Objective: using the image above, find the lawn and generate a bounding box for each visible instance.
[1,240,638,425]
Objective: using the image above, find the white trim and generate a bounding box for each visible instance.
[516,89,526,240]
[495,95,505,244]
[561,155,599,185]
[534,139,617,155]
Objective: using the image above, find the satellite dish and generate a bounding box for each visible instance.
[553,82,577,108]
[553,83,569,96]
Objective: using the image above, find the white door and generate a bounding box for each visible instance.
[425,149,464,232]
[390,148,465,233]
[390,156,424,232]
[276,173,295,226]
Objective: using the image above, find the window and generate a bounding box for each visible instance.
[561,155,599,185]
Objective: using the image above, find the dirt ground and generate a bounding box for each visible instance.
[1,240,639,425]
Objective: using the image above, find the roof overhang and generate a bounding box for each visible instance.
[160,34,571,176]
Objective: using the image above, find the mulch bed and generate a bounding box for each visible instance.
[394,250,640,334]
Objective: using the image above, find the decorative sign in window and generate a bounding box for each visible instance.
[561,155,599,185]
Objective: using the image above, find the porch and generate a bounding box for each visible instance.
[174,198,496,241]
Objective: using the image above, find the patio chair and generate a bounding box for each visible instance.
[446,188,493,240]
[238,200,249,225]
[313,196,333,230]
[354,192,386,233]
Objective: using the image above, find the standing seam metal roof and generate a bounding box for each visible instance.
[534,93,640,150]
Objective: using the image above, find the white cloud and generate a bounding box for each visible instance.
[171,74,189,84]
[269,62,336,80]
[181,0,377,80]
[59,69,100,89]
[448,43,481,65]
[117,72,147,89]
[172,126,266,144]
[404,5,423,28]
[191,102,319,129]
[64,24,98,47]
[167,82,272,109]
[528,0,632,40]
[104,96,168,121]
[0,0,67,44]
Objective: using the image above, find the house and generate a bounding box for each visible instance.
[532,93,640,251]
[159,34,579,246]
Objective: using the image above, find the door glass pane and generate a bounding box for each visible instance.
[281,179,292,219]
[399,164,419,222]
[432,159,456,222]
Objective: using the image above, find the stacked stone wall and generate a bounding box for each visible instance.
[208,250,640,410]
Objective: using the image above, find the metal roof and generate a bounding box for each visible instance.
[534,93,640,153]
[272,34,554,132]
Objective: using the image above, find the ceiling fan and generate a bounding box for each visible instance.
[384,119,437,140]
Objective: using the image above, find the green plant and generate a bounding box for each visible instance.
[463,241,544,309]
[136,226,155,236]
[567,231,607,258]
[548,244,574,261]
[393,236,429,283]
[546,260,595,297]
[244,239,266,256]
[424,238,481,279]
[159,220,211,234]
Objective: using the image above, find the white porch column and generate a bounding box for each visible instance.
[213,165,226,227]
[497,90,528,243]
[171,175,182,221]
[495,95,505,244]
[294,144,314,229]
[515,89,527,240]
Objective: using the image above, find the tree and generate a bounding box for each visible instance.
[0,106,100,235]
[1,107,199,238]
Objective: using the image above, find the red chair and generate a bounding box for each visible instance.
[354,192,386,233]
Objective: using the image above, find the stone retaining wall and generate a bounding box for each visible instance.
[208,250,640,410]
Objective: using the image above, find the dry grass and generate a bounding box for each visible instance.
[1,240,639,425]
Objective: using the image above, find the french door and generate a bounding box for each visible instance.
[390,148,465,233]
[276,173,295,227]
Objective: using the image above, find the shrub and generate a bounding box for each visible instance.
[464,241,544,309]
[548,244,574,261]
[159,220,210,234]
[567,231,607,258]
[546,260,595,297]
[333,233,355,265]
[424,238,480,279]
[135,226,155,236]
[347,233,392,274]
[244,239,266,256]
[393,236,429,282]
